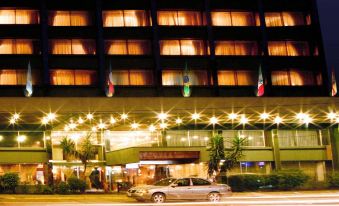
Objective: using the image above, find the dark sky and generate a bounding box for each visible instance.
[317,0,339,75]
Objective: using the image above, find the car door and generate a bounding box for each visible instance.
[190,178,213,199]
[167,178,193,200]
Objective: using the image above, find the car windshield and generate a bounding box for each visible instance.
[154,178,177,186]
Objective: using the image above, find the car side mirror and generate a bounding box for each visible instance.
[171,183,178,188]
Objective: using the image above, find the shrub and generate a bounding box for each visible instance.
[67,177,87,193]
[2,173,20,193]
[55,182,70,194]
[328,172,339,188]
[41,186,54,194]
[268,170,309,190]
[228,174,264,192]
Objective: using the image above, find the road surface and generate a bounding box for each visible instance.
[1,191,339,205]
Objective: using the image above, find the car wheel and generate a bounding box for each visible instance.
[208,192,221,202]
[152,193,166,203]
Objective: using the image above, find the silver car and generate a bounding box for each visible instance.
[127,177,232,203]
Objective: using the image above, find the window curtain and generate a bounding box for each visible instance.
[271,71,290,86]
[289,70,315,86]
[106,40,127,54]
[278,130,297,147]
[286,41,309,56]
[79,40,95,55]
[236,71,256,85]
[129,70,153,85]
[50,40,72,54]
[295,130,319,146]
[239,130,265,146]
[177,11,202,26]
[189,70,208,85]
[127,40,151,55]
[74,70,96,85]
[160,40,180,55]
[215,41,257,56]
[158,11,179,25]
[268,42,287,56]
[70,11,90,26]
[215,41,235,55]
[0,10,15,24]
[282,12,305,26]
[217,71,236,85]
[0,39,33,54]
[50,11,70,26]
[180,40,206,55]
[162,70,182,85]
[265,12,283,27]
[112,71,129,85]
[50,70,74,85]
[231,12,255,26]
[102,11,124,27]
[16,10,39,24]
[0,70,20,85]
[211,11,232,26]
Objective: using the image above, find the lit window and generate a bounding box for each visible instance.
[0,39,37,54]
[0,9,39,24]
[271,69,322,86]
[218,70,256,86]
[157,11,205,26]
[48,11,91,26]
[268,41,310,56]
[160,40,207,55]
[111,70,153,85]
[0,69,39,85]
[103,10,151,27]
[105,40,151,55]
[50,70,97,86]
[211,11,259,26]
[215,41,258,56]
[162,70,208,86]
[265,12,310,27]
[49,39,96,55]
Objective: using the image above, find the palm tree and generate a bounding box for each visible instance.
[77,133,96,179]
[59,137,76,161]
[207,134,247,183]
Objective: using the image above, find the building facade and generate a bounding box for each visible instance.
[0,0,338,189]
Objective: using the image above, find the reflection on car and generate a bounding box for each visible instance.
[127,177,232,203]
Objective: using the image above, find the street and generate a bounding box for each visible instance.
[1,191,339,206]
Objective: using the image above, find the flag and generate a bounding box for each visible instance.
[105,62,114,97]
[24,61,33,97]
[257,65,264,97]
[182,62,191,97]
[332,66,337,97]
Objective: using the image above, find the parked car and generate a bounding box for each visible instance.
[127,177,232,203]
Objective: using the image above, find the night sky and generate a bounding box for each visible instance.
[317,0,339,76]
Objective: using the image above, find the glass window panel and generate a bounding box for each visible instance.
[127,40,151,55]
[70,11,90,26]
[160,40,180,55]
[0,39,34,54]
[19,131,44,148]
[50,39,72,54]
[271,71,290,86]
[289,70,315,86]
[236,71,256,85]
[129,70,153,85]
[239,130,265,147]
[265,12,283,27]
[268,41,287,56]
[112,70,129,85]
[74,70,97,85]
[282,12,305,26]
[165,130,210,147]
[49,11,70,26]
[211,11,232,26]
[0,69,39,85]
[106,40,127,55]
[50,70,75,85]
[103,10,124,27]
[222,130,237,148]
[50,39,95,55]
[215,41,257,56]
[181,40,206,55]
[177,11,202,26]
[217,71,236,85]
[0,10,15,24]
[122,10,150,27]
[215,41,235,55]
[296,130,319,146]
[16,10,39,24]
[286,41,309,56]
[162,70,182,85]
[158,11,179,26]
[0,132,18,147]
[231,12,255,26]
[278,130,297,147]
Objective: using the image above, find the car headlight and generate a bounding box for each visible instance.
[137,189,149,194]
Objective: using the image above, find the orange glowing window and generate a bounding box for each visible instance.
[105,40,151,55]
[0,9,39,24]
[49,39,96,55]
[160,40,207,55]
[268,41,310,56]
[217,70,256,86]
[211,11,260,26]
[111,70,153,85]
[271,69,321,86]
[265,12,310,27]
[103,10,151,27]
[0,69,39,85]
[162,70,209,86]
[157,10,205,26]
[0,39,37,54]
[215,41,258,56]
[48,11,91,26]
[50,69,97,86]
